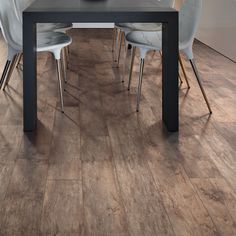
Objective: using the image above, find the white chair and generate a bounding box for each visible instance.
[125,0,212,113]
[13,0,73,33]
[13,0,73,82]
[0,0,72,112]
[112,0,175,65]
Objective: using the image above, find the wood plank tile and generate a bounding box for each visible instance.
[210,178,236,221]
[81,133,129,236]
[195,130,236,192]
[108,119,175,236]
[0,192,44,236]
[48,159,81,180]
[172,136,221,179]
[192,178,236,235]
[0,163,14,201]
[124,107,220,235]
[0,29,236,236]
[213,122,236,151]
[77,40,130,235]
[48,107,80,164]
[123,108,219,235]
[145,144,219,236]
[40,180,83,236]
[18,101,56,161]
[0,125,22,163]
[6,159,48,195]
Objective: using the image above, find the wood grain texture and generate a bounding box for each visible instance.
[79,68,129,235]
[146,146,219,236]
[81,135,129,236]
[40,180,83,236]
[107,119,175,236]
[192,178,236,236]
[0,163,14,201]
[0,125,22,163]
[6,159,48,195]
[0,192,44,236]
[0,29,236,235]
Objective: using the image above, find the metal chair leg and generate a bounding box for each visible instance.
[65,46,69,69]
[16,53,22,67]
[113,28,120,62]
[0,60,11,89]
[117,31,124,67]
[159,50,182,85]
[122,43,129,83]
[128,46,136,91]
[179,73,183,84]
[179,54,190,88]
[151,50,156,58]
[56,59,64,112]
[136,58,145,112]
[16,53,23,70]
[189,59,212,114]
[2,54,19,90]
[112,27,117,53]
[62,48,67,83]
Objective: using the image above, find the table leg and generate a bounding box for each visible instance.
[23,15,37,131]
[162,17,179,132]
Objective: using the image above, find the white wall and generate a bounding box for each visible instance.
[177,0,236,61]
[73,23,114,28]
[175,0,182,9]
[196,0,236,61]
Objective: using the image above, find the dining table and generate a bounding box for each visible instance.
[23,0,179,132]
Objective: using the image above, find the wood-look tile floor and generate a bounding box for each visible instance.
[0,29,236,236]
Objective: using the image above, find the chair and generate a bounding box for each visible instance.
[13,0,73,33]
[13,0,73,82]
[0,0,72,112]
[125,0,212,113]
[112,0,175,65]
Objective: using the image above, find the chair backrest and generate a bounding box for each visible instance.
[0,19,7,43]
[0,0,22,50]
[179,0,202,57]
[13,0,34,23]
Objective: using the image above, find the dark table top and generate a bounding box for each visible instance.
[25,0,176,12]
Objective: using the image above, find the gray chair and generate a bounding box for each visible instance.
[125,0,212,113]
[14,0,72,33]
[13,0,73,82]
[0,0,72,112]
[112,0,175,65]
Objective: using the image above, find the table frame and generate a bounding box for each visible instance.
[23,9,179,132]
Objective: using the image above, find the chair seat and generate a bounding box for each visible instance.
[126,31,188,53]
[115,23,162,32]
[37,32,72,52]
[37,23,73,32]
[126,31,162,50]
